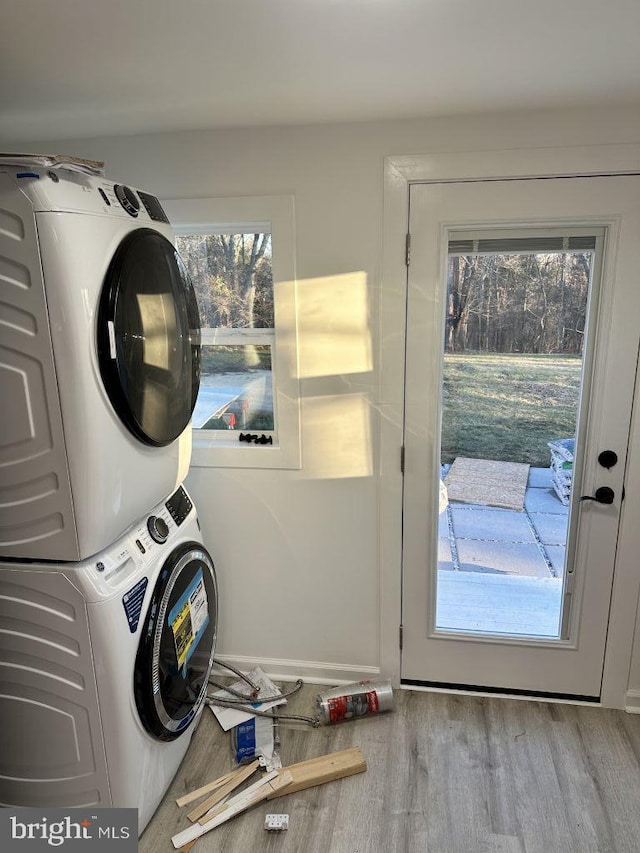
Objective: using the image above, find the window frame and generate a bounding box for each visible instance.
[163,195,300,469]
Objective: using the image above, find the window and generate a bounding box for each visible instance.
[163,196,300,469]
[176,232,275,433]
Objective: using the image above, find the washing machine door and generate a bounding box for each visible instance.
[134,541,217,741]
[97,228,201,447]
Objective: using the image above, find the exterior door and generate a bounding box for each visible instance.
[401,176,640,697]
[97,228,201,447]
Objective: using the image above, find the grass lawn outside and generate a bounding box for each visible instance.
[441,353,582,468]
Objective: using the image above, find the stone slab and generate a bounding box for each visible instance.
[451,507,535,543]
[457,539,552,578]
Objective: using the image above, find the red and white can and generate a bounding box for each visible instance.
[315,680,394,725]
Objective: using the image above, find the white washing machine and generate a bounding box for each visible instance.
[0,485,217,834]
[0,165,201,561]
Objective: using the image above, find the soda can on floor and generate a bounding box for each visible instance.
[315,680,394,725]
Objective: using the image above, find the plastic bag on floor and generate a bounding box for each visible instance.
[439,479,449,514]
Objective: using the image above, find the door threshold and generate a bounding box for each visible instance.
[401,679,600,706]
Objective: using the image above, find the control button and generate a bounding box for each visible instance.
[147,515,169,544]
[96,561,105,572]
[98,187,111,206]
[135,539,146,554]
[114,184,140,217]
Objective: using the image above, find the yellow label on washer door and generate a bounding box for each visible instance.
[168,567,209,671]
[171,601,194,669]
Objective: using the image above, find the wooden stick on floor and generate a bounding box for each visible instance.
[172,770,290,849]
[186,760,260,822]
[176,768,238,808]
[268,747,366,799]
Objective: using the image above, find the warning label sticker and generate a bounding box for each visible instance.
[168,568,209,670]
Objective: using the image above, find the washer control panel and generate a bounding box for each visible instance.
[89,486,194,577]
[132,506,172,559]
[165,486,193,527]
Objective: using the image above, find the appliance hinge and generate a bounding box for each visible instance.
[405,233,411,266]
[399,624,404,650]
[400,445,405,473]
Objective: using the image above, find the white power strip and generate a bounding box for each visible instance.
[264,814,289,831]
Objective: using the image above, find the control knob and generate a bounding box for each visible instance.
[147,515,169,544]
[114,184,140,217]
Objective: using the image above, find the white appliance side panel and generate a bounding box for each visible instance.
[0,567,111,808]
[0,174,79,560]
[35,212,190,559]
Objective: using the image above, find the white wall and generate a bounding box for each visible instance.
[12,105,640,685]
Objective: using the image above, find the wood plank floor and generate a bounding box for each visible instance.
[140,684,640,853]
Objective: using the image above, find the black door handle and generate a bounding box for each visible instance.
[579,486,615,504]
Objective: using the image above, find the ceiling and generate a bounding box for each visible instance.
[2,0,640,144]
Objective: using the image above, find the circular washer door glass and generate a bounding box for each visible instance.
[98,228,201,446]
[134,542,217,740]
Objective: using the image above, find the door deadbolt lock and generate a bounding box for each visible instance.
[597,450,618,469]
[579,486,615,505]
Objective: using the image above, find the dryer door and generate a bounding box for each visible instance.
[97,228,201,447]
[134,541,217,741]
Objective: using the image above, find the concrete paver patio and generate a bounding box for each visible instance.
[436,466,569,637]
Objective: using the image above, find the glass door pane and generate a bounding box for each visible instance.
[435,237,597,639]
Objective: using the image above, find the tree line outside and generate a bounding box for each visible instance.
[441,251,591,467]
[176,233,274,330]
[176,234,275,432]
[445,252,592,355]
[176,233,274,376]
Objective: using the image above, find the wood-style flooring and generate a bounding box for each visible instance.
[140,684,640,853]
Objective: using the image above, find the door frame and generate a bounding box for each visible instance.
[379,143,640,709]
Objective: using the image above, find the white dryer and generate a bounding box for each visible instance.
[0,485,217,834]
[0,166,201,561]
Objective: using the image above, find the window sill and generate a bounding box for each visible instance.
[190,432,301,470]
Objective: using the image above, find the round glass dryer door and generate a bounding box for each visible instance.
[134,542,217,741]
[97,228,201,447]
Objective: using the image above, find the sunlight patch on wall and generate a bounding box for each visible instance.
[302,393,373,480]
[296,272,372,379]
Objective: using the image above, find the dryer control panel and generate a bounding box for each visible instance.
[2,166,171,225]
[165,486,193,527]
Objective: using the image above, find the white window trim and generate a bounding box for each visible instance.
[164,195,301,469]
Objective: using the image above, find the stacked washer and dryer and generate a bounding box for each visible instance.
[0,163,218,832]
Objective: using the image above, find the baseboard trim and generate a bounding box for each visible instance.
[625,690,640,714]
[211,653,380,686]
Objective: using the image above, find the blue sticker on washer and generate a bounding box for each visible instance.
[122,577,148,633]
[167,568,209,673]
